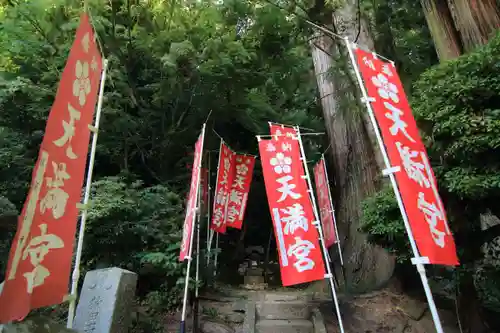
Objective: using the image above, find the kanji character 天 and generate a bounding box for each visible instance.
[53,103,81,159]
[384,102,415,142]
[276,175,301,202]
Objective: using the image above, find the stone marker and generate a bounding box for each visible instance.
[73,267,138,333]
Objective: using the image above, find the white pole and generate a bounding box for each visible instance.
[195,165,202,299]
[322,155,344,266]
[67,59,108,328]
[344,37,444,333]
[214,232,219,278]
[180,124,206,332]
[295,127,345,333]
[208,140,223,265]
[206,152,211,265]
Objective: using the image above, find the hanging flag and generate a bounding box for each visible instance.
[210,142,235,234]
[269,123,297,139]
[0,14,103,323]
[353,48,458,266]
[180,127,206,261]
[313,158,337,248]
[258,137,326,286]
[226,155,256,230]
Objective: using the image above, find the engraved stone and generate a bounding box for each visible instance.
[73,267,138,333]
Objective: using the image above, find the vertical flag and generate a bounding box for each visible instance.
[269,123,297,138]
[179,128,205,261]
[0,14,103,323]
[353,48,458,266]
[210,142,235,234]
[258,136,326,286]
[313,158,337,248]
[226,155,255,230]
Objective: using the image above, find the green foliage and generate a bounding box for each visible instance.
[413,33,500,209]
[83,177,187,309]
[360,184,410,262]
[0,0,326,316]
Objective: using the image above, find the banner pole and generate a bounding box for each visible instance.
[193,168,202,333]
[321,155,344,266]
[294,127,345,333]
[214,232,219,278]
[344,37,444,333]
[67,59,108,328]
[180,124,206,333]
[206,152,211,265]
[207,140,222,266]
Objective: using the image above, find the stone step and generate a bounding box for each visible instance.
[256,301,312,320]
[260,291,312,303]
[256,319,313,333]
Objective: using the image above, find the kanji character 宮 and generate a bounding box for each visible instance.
[287,236,315,272]
[22,224,65,293]
[417,192,446,248]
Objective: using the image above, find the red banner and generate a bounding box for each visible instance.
[0,14,103,322]
[354,47,458,266]
[226,155,255,229]
[179,128,205,261]
[269,123,297,139]
[313,158,337,248]
[259,137,326,286]
[210,142,235,234]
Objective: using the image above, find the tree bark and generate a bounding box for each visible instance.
[420,0,463,61]
[446,0,500,52]
[309,0,395,291]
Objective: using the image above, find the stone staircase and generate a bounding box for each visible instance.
[245,291,327,333]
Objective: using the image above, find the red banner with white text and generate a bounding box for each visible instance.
[269,123,297,139]
[226,155,255,229]
[179,128,205,261]
[0,14,103,322]
[211,142,235,234]
[353,47,458,266]
[259,137,326,286]
[313,158,337,248]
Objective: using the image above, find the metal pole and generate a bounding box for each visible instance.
[67,59,108,328]
[180,124,206,333]
[321,154,344,266]
[345,37,444,333]
[193,171,202,333]
[206,152,211,265]
[208,140,223,265]
[214,232,219,278]
[295,127,345,333]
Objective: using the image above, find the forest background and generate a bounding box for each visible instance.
[1,0,500,332]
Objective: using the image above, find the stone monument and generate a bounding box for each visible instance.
[73,267,137,333]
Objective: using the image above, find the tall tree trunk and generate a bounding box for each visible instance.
[310,0,395,291]
[446,0,500,52]
[420,0,463,61]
